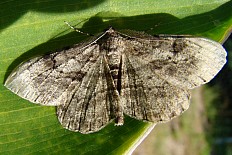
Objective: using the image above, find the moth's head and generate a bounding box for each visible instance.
[105,26,116,34]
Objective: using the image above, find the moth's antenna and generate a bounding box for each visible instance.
[64,21,92,36]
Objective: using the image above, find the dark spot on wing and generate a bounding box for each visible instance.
[172,39,187,53]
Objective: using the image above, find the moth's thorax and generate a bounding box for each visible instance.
[99,32,125,89]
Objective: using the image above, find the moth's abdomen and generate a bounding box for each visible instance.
[107,51,121,91]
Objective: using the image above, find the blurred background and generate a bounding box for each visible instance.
[133,34,232,155]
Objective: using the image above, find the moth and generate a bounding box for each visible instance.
[4,24,227,134]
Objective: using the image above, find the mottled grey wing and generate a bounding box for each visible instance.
[57,55,123,134]
[121,54,190,122]
[121,36,226,122]
[4,44,101,106]
[123,36,227,89]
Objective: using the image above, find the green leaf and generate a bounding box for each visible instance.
[0,0,231,154]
